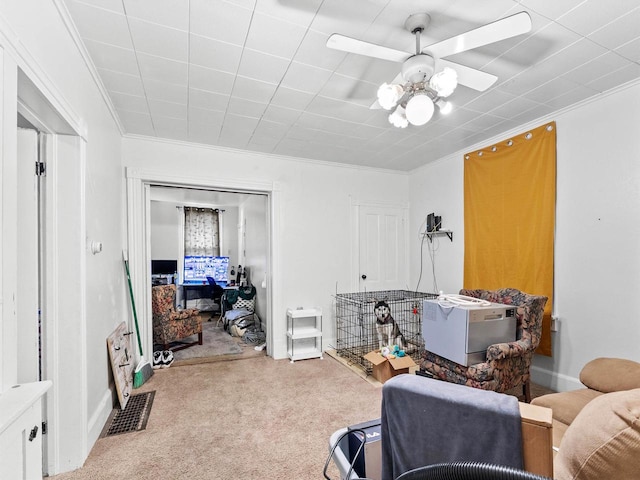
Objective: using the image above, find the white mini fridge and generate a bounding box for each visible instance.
[422,299,517,366]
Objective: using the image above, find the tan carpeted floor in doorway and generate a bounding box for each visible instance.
[50,350,555,480]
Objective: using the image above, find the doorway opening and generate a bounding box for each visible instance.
[148,186,269,363]
[125,169,277,365]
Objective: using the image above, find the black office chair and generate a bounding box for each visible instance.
[206,277,224,322]
[396,462,551,480]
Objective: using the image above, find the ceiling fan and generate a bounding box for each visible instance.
[326,12,532,128]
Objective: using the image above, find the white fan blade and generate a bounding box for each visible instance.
[436,59,497,92]
[423,12,532,59]
[326,34,411,63]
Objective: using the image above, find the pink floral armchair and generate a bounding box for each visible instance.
[420,288,547,402]
[151,284,202,352]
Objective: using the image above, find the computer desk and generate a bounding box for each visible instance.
[180,282,238,309]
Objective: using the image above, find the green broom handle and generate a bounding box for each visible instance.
[124,259,144,356]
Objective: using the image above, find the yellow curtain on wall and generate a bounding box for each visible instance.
[464,122,556,356]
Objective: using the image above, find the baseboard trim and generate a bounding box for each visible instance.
[530,365,582,393]
[87,389,114,449]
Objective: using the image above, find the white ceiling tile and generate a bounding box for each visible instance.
[66,0,125,15]
[561,51,633,85]
[311,0,386,37]
[148,99,188,119]
[615,37,640,63]
[188,106,225,126]
[97,68,145,96]
[122,0,190,30]
[253,119,289,139]
[190,0,252,46]
[188,65,235,95]
[220,114,260,133]
[143,78,188,104]
[487,95,543,118]
[464,89,518,113]
[190,35,243,73]
[588,8,640,50]
[262,105,301,125]
[137,53,188,84]
[237,49,290,84]
[523,76,582,103]
[84,40,139,75]
[294,29,348,71]
[128,18,188,62]
[281,62,332,94]
[66,1,133,49]
[110,92,149,113]
[227,97,268,118]
[245,13,308,58]
[543,85,599,109]
[154,116,188,138]
[585,62,640,93]
[557,1,640,37]
[334,55,401,86]
[255,0,323,28]
[189,123,222,145]
[517,0,586,20]
[117,109,155,135]
[232,76,278,103]
[319,73,375,103]
[270,87,314,110]
[189,88,230,111]
[510,102,555,123]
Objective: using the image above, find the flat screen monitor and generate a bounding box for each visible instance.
[151,259,177,275]
[183,256,229,284]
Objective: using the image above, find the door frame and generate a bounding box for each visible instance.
[125,168,278,359]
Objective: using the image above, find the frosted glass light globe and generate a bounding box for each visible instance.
[405,94,434,126]
[388,106,408,128]
[377,83,403,110]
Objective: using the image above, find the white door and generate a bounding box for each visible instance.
[16,128,40,383]
[358,205,408,292]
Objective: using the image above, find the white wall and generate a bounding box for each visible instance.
[240,194,268,328]
[150,201,180,260]
[409,82,640,392]
[122,136,410,358]
[0,0,124,474]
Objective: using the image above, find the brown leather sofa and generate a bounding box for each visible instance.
[531,357,640,479]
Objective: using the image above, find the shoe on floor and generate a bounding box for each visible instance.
[152,351,164,370]
[161,350,174,368]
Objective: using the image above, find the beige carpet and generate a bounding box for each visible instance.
[171,316,265,366]
[51,355,382,479]
[51,352,555,480]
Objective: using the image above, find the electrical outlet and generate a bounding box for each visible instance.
[551,316,559,332]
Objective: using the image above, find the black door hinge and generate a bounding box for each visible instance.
[42,421,48,435]
[35,161,46,176]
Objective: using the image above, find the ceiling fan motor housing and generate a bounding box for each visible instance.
[402,54,435,84]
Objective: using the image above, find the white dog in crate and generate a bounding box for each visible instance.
[374,300,406,350]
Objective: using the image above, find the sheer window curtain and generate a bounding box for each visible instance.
[183,207,220,257]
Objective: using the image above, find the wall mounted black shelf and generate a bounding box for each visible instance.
[423,230,453,242]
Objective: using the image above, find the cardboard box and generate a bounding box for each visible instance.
[364,350,417,383]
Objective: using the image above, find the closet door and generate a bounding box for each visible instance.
[358,205,408,292]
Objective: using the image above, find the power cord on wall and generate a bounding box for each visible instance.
[415,217,440,293]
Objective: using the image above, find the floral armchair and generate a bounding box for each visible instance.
[151,284,203,352]
[420,288,548,402]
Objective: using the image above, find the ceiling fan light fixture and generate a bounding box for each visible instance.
[377,83,404,110]
[435,98,453,115]
[429,67,458,97]
[388,105,408,128]
[405,93,434,126]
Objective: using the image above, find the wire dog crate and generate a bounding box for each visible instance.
[334,290,437,374]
